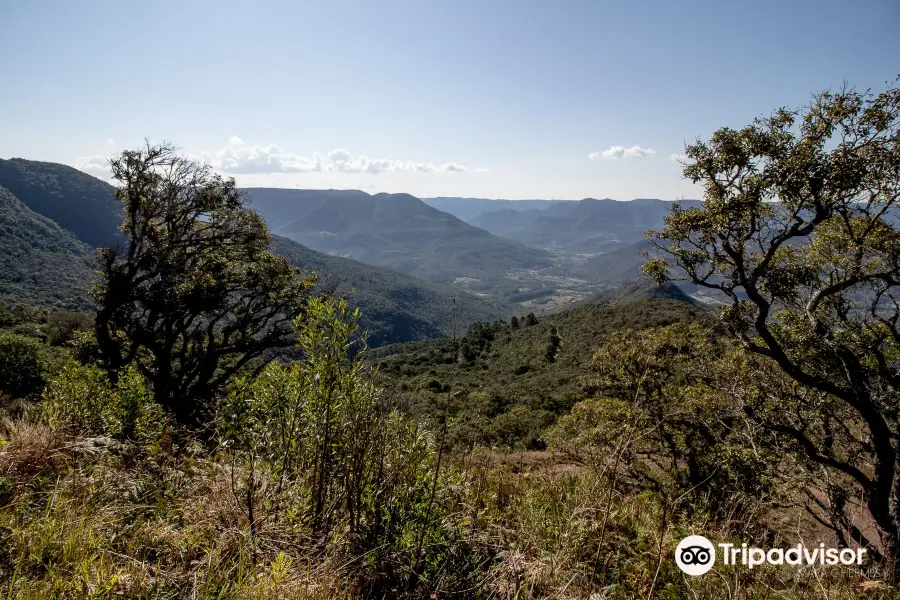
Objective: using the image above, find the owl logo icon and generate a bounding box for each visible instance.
[675,535,716,575]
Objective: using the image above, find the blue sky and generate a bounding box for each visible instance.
[1,0,897,200]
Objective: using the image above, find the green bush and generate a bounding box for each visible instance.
[0,330,48,399]
[42,361,163,440]
[45,309,93,346]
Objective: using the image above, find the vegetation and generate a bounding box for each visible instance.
[1,82,899,598]
[646,79,900,582]
[94,143,317,425]
[372,297,709,450]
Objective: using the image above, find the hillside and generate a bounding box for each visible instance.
[371,296,708,448]
[243,188,553,283]
[270,235,505,346]
[0,158,121,247]
[574,238,652,282]
[0,185,97,310]
[470,198,701,252]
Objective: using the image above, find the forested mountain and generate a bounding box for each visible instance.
[469,197,702,252]
[243,188,553,282]
[0,185,96,310]
[0,158,121,247]
[0,160,506,345]
[422,197,572,221]
[574,239,653,282]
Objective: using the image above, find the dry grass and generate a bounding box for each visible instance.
[0,417,893,599]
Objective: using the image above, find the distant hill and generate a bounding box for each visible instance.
[587,280,695,306]
[270,235,505,346]
[470,198,702,253]
[0,158,121,247]
[243,188,553,283]
[422,197,573,222]
[0,185,97,310]
[573,239,652,282]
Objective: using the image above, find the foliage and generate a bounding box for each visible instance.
[44,309,93,346]
[646,79,900,582]
[374,298,709,449]
[550,323,775,514]
[93,143,317,424]
[218,296,480,592]
[42,361,164,440]
[0,330,48,399]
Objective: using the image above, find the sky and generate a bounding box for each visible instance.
[1,0,898,200]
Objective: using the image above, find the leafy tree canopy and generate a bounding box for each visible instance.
[645,79,900,581]
[94,143,317,425]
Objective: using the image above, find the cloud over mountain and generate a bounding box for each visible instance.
[589,145,657,160]
[74,138,486,180]
[203,138,481,175]
[73,155,113,180]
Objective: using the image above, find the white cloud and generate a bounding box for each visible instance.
[589,145,657,160]
[201,138,481,175]
[669,153,689,162]
[73,155,112,180]
[199,137,325,174]
[74,139,487,181]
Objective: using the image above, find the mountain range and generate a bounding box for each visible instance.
[0,159,506,346]
[242,188,553,283]
[422,197,573,222]
[0,155,701,340]
[467,198,702,253]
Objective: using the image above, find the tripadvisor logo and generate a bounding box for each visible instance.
[675,535,867,576]
[676,535,716,576]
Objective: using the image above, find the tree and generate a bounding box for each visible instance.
[94,143,317,425]
[545,327,560,363]
[552,323,770,511]
[524,312,538,327]
[510,316,519,330]
[644,80,900,581]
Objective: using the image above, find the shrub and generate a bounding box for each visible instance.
[0,331,48,399]
[42,361,163,440]
[45,309,92,346]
